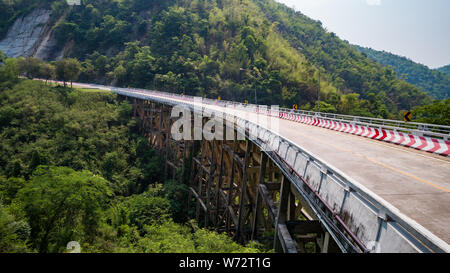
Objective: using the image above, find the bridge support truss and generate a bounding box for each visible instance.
[126,96,340,253]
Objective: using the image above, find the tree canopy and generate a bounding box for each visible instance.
[0,78,266,253]
[14,166,111,253]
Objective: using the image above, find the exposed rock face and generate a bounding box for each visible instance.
[35,28,62,61]
[0,8,60,60]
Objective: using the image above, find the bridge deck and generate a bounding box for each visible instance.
[200,99,450,244]
[276,117,450,243]
[180,95,450,245]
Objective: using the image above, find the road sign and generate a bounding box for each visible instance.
[403,111,412,122]
[293,104,298,110]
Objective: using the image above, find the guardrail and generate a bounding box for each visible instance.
[48,79,450,140]
[109,85,450,253]
[277,108,450,140]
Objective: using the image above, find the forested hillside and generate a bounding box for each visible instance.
[0,62,264,253]
[436,65,450,75]
[0,0,436,120]
[354,45,450,100]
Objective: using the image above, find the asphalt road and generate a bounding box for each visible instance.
[276,118,450,244]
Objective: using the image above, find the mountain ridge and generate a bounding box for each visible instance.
[354,45,450,100]
[0,0,435,119]
[436,64,450,75]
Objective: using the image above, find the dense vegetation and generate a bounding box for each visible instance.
[0,62,263,253]
[354,45,450,100]
[412,99,450,126]
[1,0,440,120]
[436,64,450,75]
[0,0,49,38]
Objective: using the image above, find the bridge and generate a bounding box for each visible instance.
[59,81,450,253]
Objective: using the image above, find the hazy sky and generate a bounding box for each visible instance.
[276,0,450,68]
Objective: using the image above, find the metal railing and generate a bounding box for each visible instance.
[108,83,449,140]
[277,108,450,140]
[61,79,449,140]
[45,79,450,140]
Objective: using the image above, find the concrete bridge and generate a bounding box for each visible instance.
[65,81,450,253]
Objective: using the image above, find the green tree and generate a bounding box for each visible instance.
[0,57,19,87]
[0,176,27,205]
[412,99,450,126]
[14,166,111,253]
[17,57,43,79]
[126,187,171,230]
[113,63,127,86]
[0,50,6,63]
[125,220,262,253]
[54,22,79,44]
[55,58,81,87]
[162,179,189,222]
[0,202,30,253]
[39,62,55,83]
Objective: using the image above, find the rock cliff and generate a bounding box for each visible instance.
[0,8,62,60]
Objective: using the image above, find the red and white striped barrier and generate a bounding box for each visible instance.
[279,112,450,157]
